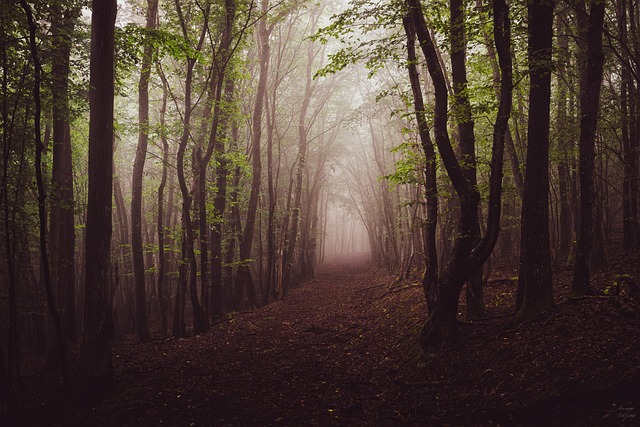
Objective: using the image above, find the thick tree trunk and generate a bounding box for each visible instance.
[515,0,556,322]
[77,0,117,390]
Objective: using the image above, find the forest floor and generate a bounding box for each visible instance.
[4,248,640,426]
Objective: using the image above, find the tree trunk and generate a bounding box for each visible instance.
[20,0,71,389]
[449,0,484,319]
[620,0,639,250]
[571,0,605,297]
[130,0,158,342]
[555,12,573,265]
[157,75,169,335]
[233,0,270,310]
[49,3,80,344]
[211,75,235,317]
[408,0,511,350]
[1,28,20,420]
[77,0,117,390]
[283,22,314,296]
[173,0,208,334]
[403,14,438,311]
[515,0,556,322]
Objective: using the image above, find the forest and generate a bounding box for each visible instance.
[1,0,640,424]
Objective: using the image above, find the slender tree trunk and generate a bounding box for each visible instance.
[620,0,639,250]
[224,124,242,310]
[197,0,236,326]
[233,0,269,309]
[571,0,606,297]
[403,14,438,311]
[130,0,158,342]
[408,0,482,349]
[157,76,169,335]
[475,0,523,199]
[555,12,573,265]
[283,25,314,296]
[49,3,80,344]
[173,0,208,334]
[20,0,71,389]
[1,32,20,421]
[211,75,235,317]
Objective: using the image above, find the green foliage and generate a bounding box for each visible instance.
[313,0,406,79]
[384,141,425,186]
[605,274,634,296]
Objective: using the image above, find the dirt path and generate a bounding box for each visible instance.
[15,250,640,426]
[72,253,424,426]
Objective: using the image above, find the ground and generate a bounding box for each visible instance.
[3,248,640,426]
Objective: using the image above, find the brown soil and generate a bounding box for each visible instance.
[3,249,640,426]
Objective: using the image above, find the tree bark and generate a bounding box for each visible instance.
[157,75,169,335]
[211,75,235,317]
[20,0,71,389]
[619,0,639,250]
[173,0,208,335]
[77,0,117,390]
[571,0,606,297]
[515,0,556,322]
[282,17,315,296]
[233,0,269,310]
[131,0,158,342]
[49,3,80,344]
[555,13,573,265]
[403,14,438,311]
[197,0,236,325]
[407,0,511,350]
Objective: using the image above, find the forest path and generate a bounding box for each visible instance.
[20,248,640,426]
[84,253,426,426]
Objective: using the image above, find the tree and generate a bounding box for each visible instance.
[282,7,320,296]
[171,0,209,336]
[20,0,71,389]
[156,73,170,335]
[406,0,512,350]
[77,0,117,388]
[48,1,81,345]
[449,0,484,319]
[131,0,158,342]
[619,0,638,250]
[571,0,606,297]
[232,0,270,310]
[197,0,238,326]
[514,0,556,322]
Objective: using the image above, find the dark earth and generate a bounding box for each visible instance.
[3,248,640,426]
